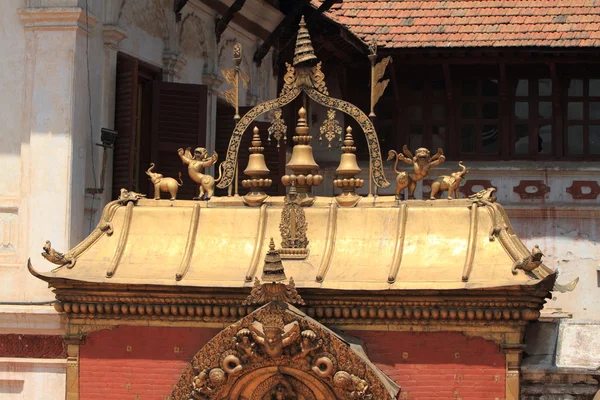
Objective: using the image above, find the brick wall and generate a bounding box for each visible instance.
[79,326,218,400]
[80,327,505,400]
[349,331,506,400]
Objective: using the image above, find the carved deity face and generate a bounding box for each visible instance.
[194,147,208,160]
[241,336,250,345]
[302,337,310,347]
[264,327,283,349]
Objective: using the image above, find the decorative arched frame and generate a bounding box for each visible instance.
[216,61,391,191]
[171,302,397,400]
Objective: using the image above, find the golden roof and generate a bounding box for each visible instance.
[31,195,555,291]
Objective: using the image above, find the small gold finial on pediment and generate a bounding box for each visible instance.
[243,239,305,306]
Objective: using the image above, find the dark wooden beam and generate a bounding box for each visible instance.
[215,0,247,43]
[253,0,308,64]
[173,0,190,22]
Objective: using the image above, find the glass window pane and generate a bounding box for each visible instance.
[407,105,423,120]
[483,102,499,119]
[515,102,529,120]
[482,79,499,96]
[432,80,446,97]
[432,104,445,121]
[462,80,477,96]
[515,125,529,154]
[539,124,552,154]
[568,102,584,120]
[482,124,499,154]
[539,79,552,96]
[461,125,476,153]
[432,125,446,149]
[590,102,600,119]
[515,79,528,96]
[461,102,477,119]
[590,125,600,154]
[539,102,552,119]
[567,125,584,154]
[409,125,423,150]
[568,79,584,96]
[590,79,600,97]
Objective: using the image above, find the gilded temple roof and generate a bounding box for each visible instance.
[30,195,555,291]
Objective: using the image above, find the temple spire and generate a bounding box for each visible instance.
[261,238,286,283]
[293,16,317,66]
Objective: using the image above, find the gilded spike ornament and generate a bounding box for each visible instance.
[293,16,317,66]
[221,42,249,120]
[268,108,287,147]
[242,126,272,206]
[279,183,310,259]
[319,109,343,149]
[334,127,364,207]
[281,108,323,206]
[368,39,392,118]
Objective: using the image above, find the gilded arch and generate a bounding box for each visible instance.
[171,302,399,400]
[216,62,391,191]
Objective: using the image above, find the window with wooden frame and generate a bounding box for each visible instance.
[564,77,600,157]
[457,75,501,157]
[511,76,554,158]
[112,52,209,200]
[395,66,447,153]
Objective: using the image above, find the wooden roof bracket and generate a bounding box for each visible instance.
[215,0,247,43]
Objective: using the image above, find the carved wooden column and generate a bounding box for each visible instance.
[64,330,84,400]
[502,330,526,400]
[202,73,224,158]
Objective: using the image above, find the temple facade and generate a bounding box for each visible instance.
[0,1,599,399]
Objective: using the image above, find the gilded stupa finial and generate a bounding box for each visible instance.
[242,126,272,206]
[334,126,364,207]
[293,16,317,66]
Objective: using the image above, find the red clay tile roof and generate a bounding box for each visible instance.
[314,0,600,48]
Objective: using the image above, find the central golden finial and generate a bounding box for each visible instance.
[281,107,323,205]
[293,16,317,66]
[242,126,272,206]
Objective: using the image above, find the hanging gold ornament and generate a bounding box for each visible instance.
[268,109,287,148]
[319,109,343,149]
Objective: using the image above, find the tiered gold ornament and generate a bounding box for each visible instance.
[293,16,317,66]
[261,238,286,282]
[281,108,323,205]
[242,126,272,206]
[334,126,364,207]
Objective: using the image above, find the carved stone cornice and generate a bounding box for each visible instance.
[202,73,225,94]
[163,51,187,81]
[103,24,128,50]
[18,7,99,36]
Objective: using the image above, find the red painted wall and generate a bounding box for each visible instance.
[79,326,218,400]
[349,331,506,400]
[80,327,505,400]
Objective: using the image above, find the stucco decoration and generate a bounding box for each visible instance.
[118,0,169,40]
[180,13,207,60]
[171,302,399,400]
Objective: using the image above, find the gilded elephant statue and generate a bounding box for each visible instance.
[430,161,468,200]
[145,163,183,200]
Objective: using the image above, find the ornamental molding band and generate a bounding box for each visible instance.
[171,302,399,400]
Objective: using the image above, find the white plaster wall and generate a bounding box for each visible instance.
[0,359,66,400]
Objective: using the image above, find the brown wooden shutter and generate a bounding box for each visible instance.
[215,105,286,197]
[112,53,138,199]
[149,81,208,200]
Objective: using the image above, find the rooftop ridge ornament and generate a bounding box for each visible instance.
[215,17,391,193]
[221,42,249,120]
[368,39,392,118]
[293,16,317,66]
[334,126,364,207]
[242,126,272,206]
[279,181,310,259]
[281,107,323,206]
[243,239,305,306]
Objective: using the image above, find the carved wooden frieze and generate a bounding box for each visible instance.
[566,180,600,200]
[172,302,397,400]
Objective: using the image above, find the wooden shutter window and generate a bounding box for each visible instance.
[150,81,208,200]
[112,54,138,199]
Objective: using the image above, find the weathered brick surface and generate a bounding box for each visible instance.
[348,331,506,400]
[79,326,218,400]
